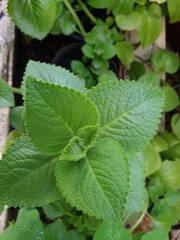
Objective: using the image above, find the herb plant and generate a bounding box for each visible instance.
[0,60,164,239]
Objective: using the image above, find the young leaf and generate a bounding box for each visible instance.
[115,41,134,66]
[115,12,142,31]
[158,159,180,191]
[45,219,69,240]
[87,81,164,155]
[161,86,179,112]
[8,0,56,40]
[151,135,168,152]
[25,77,98,155]
[25,60,86,93]
[141,230,169,240]
[0,136,60,207]
[125,153,148,214]
[151,49,180,74]
[56,138,130,223]
[143,144,161,176]
[171,113,180,140]
[0,79,14,108]
[60,136,87,161]
[93,222,132,240]
[168,0,180,23]
[128,61,146,80]
[0,208,45,240]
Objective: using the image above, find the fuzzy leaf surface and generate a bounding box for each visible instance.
[0,79,14,108]
[125,153,148,214]
[25,61,86,93]
[25,77,98,155]
[0,208,45,240]
[56,138,130,223]
[0,136,60,207]
[8,0,56,40]
[87,81,164,155]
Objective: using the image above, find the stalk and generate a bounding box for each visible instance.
[77,0,97,24]
[129,208,147,233]
[11,87,22,95]
[62,0,86,36]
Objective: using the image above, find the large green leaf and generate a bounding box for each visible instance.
[55,138,130,223]
[93,222,132,240]
[125,153,148,214]
[143,144,161,176]
[151,49,180,74]
[115,41,134,66]
[158,159,180,191]
[8,0,56,40]
[171,113,180,140]
[0,136,60,207]
[87,81,164,155]
[136,7,162,48]
[0,208,45,240]
[25,77,98,155]
[0,79,14,108]
[168,0,180,23]
[25,60,86,93]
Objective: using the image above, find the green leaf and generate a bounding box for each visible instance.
[82,44,95,59]
[67,230,86,240]
[158,159,180,191]
[8,0,56,40]
[93,222,132,240]
[111,0,134,15]
[43,197,74,219]
[161,86,179,112]
[45,219,69,240]
[151,49,180,74]
[148,3,162,18]
[171,113,180,140]
[115,41,134,66]
[25,60,86,93]
[141,230,169,240]
[136,8,162,48]
[148,176,165,203]
[151,135,168,152]
[98,71,118,83]
[87,81,164,155]
[143,144,161,176]
[160,131,179,148]
[0,79,14,108]
[161,143,180,160]
[168,0,180,23]
[50,1,64,35]
[125,153,148,214]
[102,43,116,60]
[56,138,130,223]
[9,106,25,132]
[60,12,76,35]
[25,77,98,155]
[128,61,146,80]
[137,72,160,88]
[60,136,87,161]
[0,208,45,240]
[115,12,142,31]
[0,136,60,207]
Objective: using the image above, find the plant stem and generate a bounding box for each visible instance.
[62,0,86,36]
[77,0,97,24]
[129,208,147,233]
[11,87,22,95]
